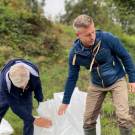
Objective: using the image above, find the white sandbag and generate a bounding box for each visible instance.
[0,119,14,135]
[34,87,101,135]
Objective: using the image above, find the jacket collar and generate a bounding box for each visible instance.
[73,30,102,56]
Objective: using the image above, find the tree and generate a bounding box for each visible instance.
[113,0,135,13]
[60,0,115,30]
[25,0,45,13]
[61,0,135,34]
[112,0,135,34]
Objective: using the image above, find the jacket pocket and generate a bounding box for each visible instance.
[96,48,111,64]
[100,64,118,86]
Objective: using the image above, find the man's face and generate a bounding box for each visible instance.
[77,23,96,48]
[19,79,29,90]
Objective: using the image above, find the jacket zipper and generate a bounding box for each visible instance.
[97,66,105,88]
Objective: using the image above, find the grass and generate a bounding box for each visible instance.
[101,93,135,135]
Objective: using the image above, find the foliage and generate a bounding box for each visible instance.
[0,0,45,13]
[60,0,114,28]
[60,0,135,34]
[114,0,135,34]
[0,5,64,67]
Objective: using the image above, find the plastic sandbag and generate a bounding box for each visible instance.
[0,119,14,135]
[34,87,101,135]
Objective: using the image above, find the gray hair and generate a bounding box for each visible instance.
[73,14,93,32]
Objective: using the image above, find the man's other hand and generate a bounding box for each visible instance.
[128,83,135,93]
[58,104,69,115]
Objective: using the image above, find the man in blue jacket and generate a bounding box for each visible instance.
[58,15,135,135]
[0,59,52,135]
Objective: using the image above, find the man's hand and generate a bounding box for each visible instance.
[128,83,135,93]
[58,104,69,115]
[34,117,52,128]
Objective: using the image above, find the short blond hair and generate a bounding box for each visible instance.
[73,14,93,31]
[9,64,30,88]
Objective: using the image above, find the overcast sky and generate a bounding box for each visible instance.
[44,0,65,20]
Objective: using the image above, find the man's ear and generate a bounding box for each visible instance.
[76,32,80,37]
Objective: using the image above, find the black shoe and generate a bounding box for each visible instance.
[84,127,96,135]
[119,127,132,135]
